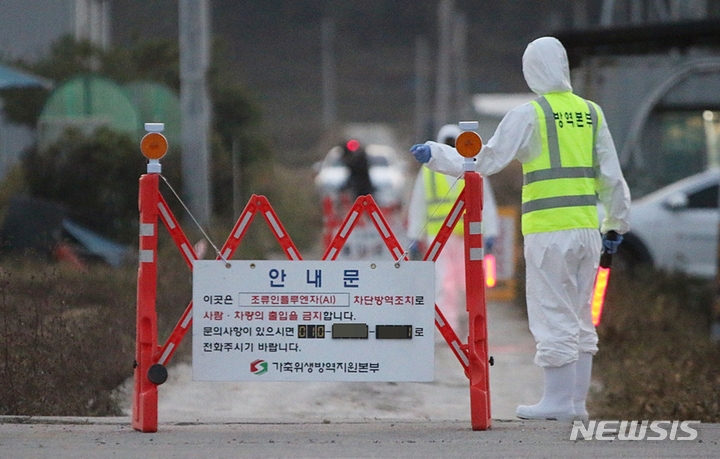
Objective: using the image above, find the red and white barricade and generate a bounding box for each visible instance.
[133,124,491,432]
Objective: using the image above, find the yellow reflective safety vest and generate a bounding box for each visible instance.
[522,92,601,235]
[423,168,463,236]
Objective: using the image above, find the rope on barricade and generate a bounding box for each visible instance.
[400,171,464,263]
[159,174,229,265]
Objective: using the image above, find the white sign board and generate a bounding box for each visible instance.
[192,260,435,382]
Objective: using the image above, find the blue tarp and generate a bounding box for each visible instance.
[0,195,131,268]
[62,219,131,268]
[0,63,52,89]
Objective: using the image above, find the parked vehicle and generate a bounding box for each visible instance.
[314,141,408,209]
[610,168,719,279]
[313,141,410,260]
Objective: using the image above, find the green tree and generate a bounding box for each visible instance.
[21,127,143,242]
[1,35,267,239]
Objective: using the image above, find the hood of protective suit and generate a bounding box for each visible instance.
[522,36,572,95]
[436,124,462,144]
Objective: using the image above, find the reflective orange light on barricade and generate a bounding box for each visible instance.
[484,254,496,288]
[591,266,610,326]
[141,132,168,160]
[456,131,483,158]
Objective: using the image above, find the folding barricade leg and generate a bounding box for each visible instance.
[133,182,301,432]
[322,195,406,262]
[463,171,491,430]
[421,188,472,375]
[133,173,161,432]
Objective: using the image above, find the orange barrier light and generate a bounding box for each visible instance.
[456,131,482,158]
[484,253,496,288]
[140,132,168,160]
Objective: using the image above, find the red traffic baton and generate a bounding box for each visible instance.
[591,231,618,326]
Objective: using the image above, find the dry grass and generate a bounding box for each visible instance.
[0,258,137,415]
[589,268,720,422]
[0,241,203,416]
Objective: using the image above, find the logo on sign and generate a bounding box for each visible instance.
[250,359,268,375]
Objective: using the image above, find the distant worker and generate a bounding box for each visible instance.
[340,139,374,199]
[410,37,630,422]
[407,123,499,338]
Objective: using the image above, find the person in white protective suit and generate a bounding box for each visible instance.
[409,37,631,422]
[406,123,499,338]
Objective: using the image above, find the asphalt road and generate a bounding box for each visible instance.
[1,417,718,459]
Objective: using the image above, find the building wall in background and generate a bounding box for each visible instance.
[0,0,111,180]
[0,0,75,61]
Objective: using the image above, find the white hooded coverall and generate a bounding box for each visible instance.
[422,37,631,368]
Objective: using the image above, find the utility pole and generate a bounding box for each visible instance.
[434,0,471,130]
[74,0,111,50]
[434,0,453,133]
[321,16,337,129]
[414,35,430,142]
[179,0,212,228]
[452,11,471,121]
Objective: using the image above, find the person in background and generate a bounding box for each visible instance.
[340,139,374,199]
[407,123,499,338]
[410,37,630,423]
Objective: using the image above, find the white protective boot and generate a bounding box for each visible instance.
[573,352,593,423]
[516,361,576,421]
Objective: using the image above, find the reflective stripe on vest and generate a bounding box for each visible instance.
[522,93,600,235]
[423,168,463,236]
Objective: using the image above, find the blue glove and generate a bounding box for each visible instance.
[602,232,623,255]
[485,237,495,254]
[410,144,431,164]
